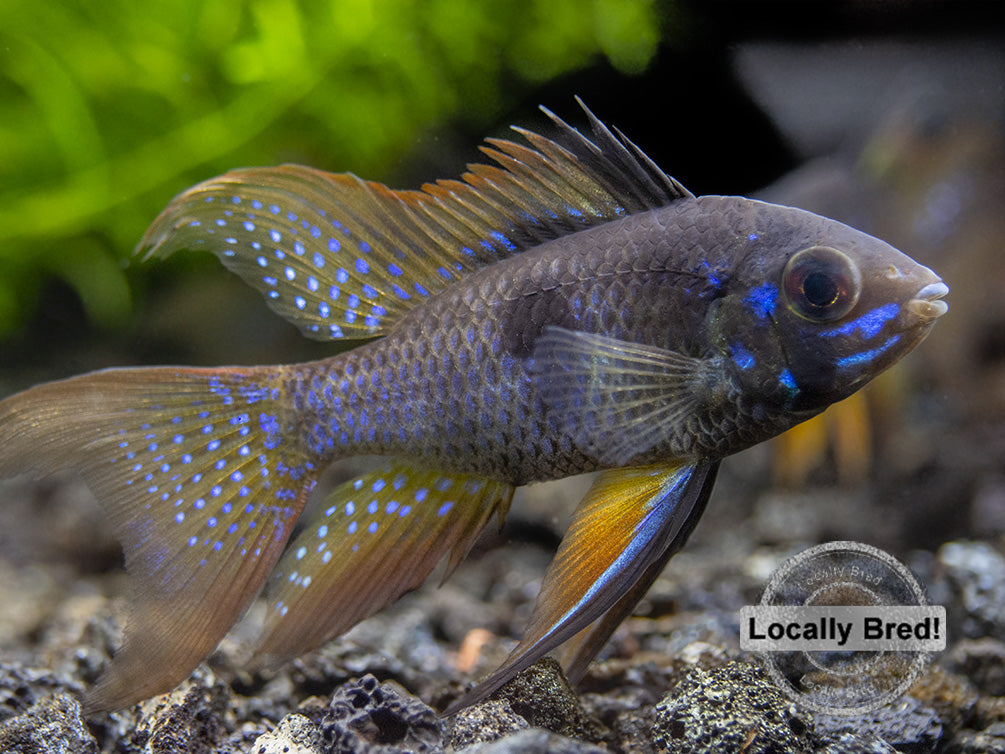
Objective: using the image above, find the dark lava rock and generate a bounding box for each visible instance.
[453,727,607,754]
[0,664,83,721]
[651,661,815,754]
[946,721,1005,754]
[945,637,1005,696]
[127,668,234,754]
[936,541,1005,641]
[814,695,943,754]
[320,673,442,753]
[489,657,599,741]
[816,731,897,753]
[0,692,98,754]
[445,699,529,748]
[251,713,322,753]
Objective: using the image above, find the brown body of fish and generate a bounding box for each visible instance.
[0,101,948,712]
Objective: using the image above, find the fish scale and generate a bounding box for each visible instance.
[0,100,946,712]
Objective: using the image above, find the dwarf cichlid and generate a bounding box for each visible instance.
[0,100,948,712]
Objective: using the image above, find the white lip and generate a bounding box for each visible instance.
[907,281,949,320]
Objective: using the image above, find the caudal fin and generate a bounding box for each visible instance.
[0,365,320,711]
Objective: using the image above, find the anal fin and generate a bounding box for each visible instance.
[256,463,514,661]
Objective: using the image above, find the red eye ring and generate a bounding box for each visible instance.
[782,246,861,322]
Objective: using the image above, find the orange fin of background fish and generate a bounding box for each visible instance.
[137,98,691,342]
[532,327,713,466]
[255,463,513,659]
[0,366,318,711]
[445,461,718,713]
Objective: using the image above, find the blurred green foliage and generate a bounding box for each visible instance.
[0,0,665,338]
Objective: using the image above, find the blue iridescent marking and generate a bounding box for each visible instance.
[730,343,756,370]
[328,238,340,253]
[356,258,369,274]
[836,335,902,369]
[437,502,453,517]
[313,251,325,268]
[823,303,899,340]
[336,268,348,284]
[270,229,281,243]
[778,369,799,394]
[260,413,282,449]
[294,241,305,255]
[368,521,378,534]
[388,263,403,277]
[490,231,516,251]
[744,283,778,320]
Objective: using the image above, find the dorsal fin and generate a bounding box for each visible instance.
[138,98,692,341]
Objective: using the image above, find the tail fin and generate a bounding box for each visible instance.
[0,365,320,711]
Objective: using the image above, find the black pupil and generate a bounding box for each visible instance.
[802,271,839,308]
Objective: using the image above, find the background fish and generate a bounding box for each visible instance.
[0,100,947,712]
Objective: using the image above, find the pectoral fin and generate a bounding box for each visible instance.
[446,461,717,713]
[532,327,716,466]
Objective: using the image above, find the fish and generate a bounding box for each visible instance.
[0,99,948,713]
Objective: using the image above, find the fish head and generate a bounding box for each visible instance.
[715,200,948,415]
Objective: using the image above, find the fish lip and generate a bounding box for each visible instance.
[906,280,949,321]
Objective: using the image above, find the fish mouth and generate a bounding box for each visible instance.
[906,281,949,321]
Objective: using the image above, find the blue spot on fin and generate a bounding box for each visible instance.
[256,463,514,660]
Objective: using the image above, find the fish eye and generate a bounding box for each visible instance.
[782,246,861,322]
